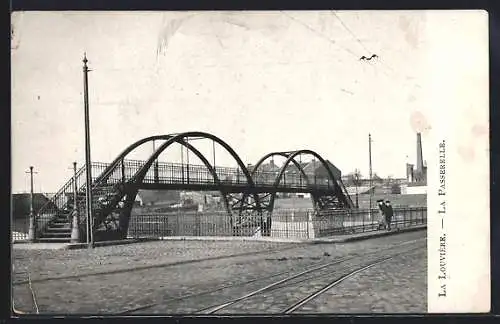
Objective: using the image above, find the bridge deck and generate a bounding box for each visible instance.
[133,182,337,193]
[100,160,341,192]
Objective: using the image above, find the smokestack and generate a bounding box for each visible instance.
[416,132,423,173]
[406,163,414,182]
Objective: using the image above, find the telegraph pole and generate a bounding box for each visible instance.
[83,53,94,248]
[26,166,37,242]
[368,134,373,215]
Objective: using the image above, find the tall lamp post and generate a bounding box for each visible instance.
[83,53,94,248]
[368,134,373,217]
[26,166,38,242]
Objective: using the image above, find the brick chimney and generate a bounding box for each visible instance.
[416,132,423,173]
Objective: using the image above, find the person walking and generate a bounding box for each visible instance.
[385,200,394,231]
[376,199,387,230]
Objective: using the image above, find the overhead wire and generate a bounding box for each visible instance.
[329,11,394,81]
[330,11,371,54]
[279,11,368,97]
[331,10,422,90]
[280,11,361,61]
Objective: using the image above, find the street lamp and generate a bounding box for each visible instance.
[368,133,373,218]
[26,166,38,242]
[82,53,94,248]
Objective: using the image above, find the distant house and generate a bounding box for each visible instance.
[283,162,309,177]
[249,160,281,184]
[248,159,342,183]
[246,159,345,200]
[302,159,342,182]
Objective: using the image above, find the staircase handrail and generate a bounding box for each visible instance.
[36,164,87,217]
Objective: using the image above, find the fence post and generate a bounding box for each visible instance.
[285,211,289,238]
[361,209,364,233]
[196,211,200,236]
[306,210,310,239]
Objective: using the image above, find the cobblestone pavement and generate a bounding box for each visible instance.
[12,230,426,314]
[12,240,294,282]
[293,247,426,313]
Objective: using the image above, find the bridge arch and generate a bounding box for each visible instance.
[249,150,353,213]
[93,132,263,233]
[273,150,340,189]
[94,135,176,185]
[251,151,314,190]
[105,138,234,234]
[274,150,352,209]
[131,132,257,187]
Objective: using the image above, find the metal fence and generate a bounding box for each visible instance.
[11,217,29,242]
[12,207,426,242]
[127,207,427,240]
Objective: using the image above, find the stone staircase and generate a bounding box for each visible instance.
[37,184,122,243]
[37,211,73,243]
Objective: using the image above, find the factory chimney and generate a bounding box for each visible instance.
[416,132,423,173]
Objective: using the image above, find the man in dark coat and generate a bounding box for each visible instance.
[385,200,394,231]
[376,199,387,230]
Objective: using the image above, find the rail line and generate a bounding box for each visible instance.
[117,253,357,315]
[196,245,422,314]
[282,256,396,313]
[121,237,425,314]
[13,231,425,287]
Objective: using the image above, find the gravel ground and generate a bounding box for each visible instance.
[12,230,426,314]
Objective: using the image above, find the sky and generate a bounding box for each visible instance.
[11,10,477,193]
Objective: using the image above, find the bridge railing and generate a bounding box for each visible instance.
[311,207,427,237]
[35,164,88,235]
[127,207,427,239]
[137,161,339,190]
[43,159,346,191]
[33,159,354,239]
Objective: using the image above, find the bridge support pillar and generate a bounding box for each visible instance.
[117,192,136,239]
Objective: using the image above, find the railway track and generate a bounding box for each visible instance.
[282,256,399,314]
[121,237,425,314]
[12,266,40,315]
[196,246,423,314]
